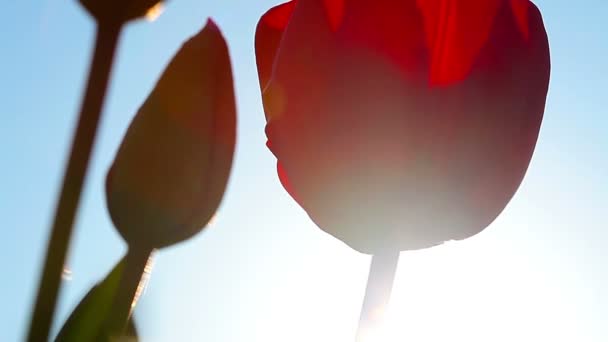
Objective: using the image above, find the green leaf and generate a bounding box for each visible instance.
[55,258,139,341]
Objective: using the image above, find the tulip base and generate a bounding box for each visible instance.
[355,251,400,342]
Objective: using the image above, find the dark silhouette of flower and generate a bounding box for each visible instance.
[106,20,236,250]
[79,0,165,23]
[256,0,550,254]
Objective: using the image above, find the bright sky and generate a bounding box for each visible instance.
[1,0,607,341]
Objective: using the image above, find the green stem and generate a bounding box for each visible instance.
[355,251,400,342]
[100,247,152,340]
[27,22,123,342]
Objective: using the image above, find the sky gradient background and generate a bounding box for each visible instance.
[1,0,607,341]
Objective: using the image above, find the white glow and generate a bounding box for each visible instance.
[251,230,583,342]
[61,266,72,281]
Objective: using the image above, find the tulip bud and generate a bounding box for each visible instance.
[79,0,165,23]
[106,20,236,250]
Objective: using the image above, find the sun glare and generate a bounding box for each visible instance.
[367,236,580,342]
[363,240,576,342]
[130,251,157,312]
[250,215,581,342]
[356,311,392,342]
[61,266,72,281]
[145,2,165,22]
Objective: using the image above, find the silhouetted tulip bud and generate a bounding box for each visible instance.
[79,0,165,23]
[256,0,550,254]
[106,20,236,250]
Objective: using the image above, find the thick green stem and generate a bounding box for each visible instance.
[355,251,400,342]
[26,22,122,342]
[100,247,152,340]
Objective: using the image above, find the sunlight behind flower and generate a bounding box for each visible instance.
[352,239,584,342]
[245,217,585,342]
[357,305,392,342]
[130,251,157,312]
[207,214,218,227]
[2,1,607,342]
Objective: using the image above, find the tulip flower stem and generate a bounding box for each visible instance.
[355,250,400,341]
[26,22,123,342]
[100,247,152,340]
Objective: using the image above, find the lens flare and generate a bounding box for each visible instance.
[145,2,165,22]
[130,251,157,312]
[61,267,72,281]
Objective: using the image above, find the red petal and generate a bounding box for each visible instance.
[255,1,296,92]
[338,0,427,80]
[416,0,503,85]
[323,0,345,31]
[260,1,296,29]
[277,162,303,206]
[510,0,530,41]
[264,0,337,125]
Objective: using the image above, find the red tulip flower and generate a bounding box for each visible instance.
[256,0,550,254]
[256,1,549,339]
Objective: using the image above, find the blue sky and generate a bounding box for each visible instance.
[1,0,607,341]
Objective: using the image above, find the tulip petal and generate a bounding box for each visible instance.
[510,0,531,40]
[262,0,336,101]
[416,0,502,85]
[338,0,427,80]
[323,0,345,31]
[262,0,338,175]
[255,1,296,92]
[276,162,304,206]
[428,0,550,240]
